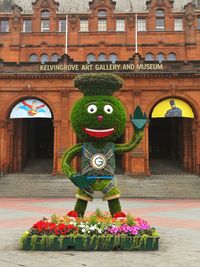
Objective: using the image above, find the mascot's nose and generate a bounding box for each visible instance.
[97,115,104,122]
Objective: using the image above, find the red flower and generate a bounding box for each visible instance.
[49,222,56,231]
[67,210,78,219]
[58,223,66,231]
[113,212,126,219]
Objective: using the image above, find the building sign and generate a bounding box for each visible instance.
[39,63,164,72]
[10,99,52,119]
[152,98,194,118]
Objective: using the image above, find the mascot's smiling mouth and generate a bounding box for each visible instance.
[83,127,115,138]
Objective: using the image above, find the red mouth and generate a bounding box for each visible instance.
[83,127,115,138]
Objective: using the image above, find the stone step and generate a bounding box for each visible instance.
[0,174,200,198]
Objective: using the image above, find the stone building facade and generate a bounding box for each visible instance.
[0,0,200,176]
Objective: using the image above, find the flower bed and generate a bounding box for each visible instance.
[20,210,159,251]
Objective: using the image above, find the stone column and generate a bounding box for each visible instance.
[144,123,151,176]
[0,120,8,175]
[184,3,196,60]
[52,120,61,175]
[10,5,22,63]
[61,89,70,148]
[194,119,200,174]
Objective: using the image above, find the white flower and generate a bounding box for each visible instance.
[82,229,86,233]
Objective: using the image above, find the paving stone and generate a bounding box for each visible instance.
[0,198,200,267]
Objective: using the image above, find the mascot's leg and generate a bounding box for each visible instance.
[103,184,121,217]
[108,198,121,217]
[74,199,88,217]
[74,188,93,217]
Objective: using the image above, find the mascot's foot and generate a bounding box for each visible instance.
[108,198,121,217]
[74,198,88,217]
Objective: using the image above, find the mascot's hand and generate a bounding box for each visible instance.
[130,106,148,131]
[70,174,95,190]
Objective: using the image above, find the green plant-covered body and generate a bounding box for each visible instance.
[62,73,147,217]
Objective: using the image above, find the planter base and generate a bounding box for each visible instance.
[21,235,159,251]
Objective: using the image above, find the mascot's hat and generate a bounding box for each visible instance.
[74,73,123,96]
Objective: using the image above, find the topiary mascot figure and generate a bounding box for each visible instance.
[62,73,147,217]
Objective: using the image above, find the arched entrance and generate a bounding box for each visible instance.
[149,98,195,174]
[9,98,54,173]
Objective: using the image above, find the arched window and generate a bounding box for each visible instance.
[40,54,49,64]
[87,53,96,64]
[29,54,38,62]
[98,53,107,61]
[10,98,52,119]
[145,53,154,61]
[51,54,60,62]
[98,10,107,18]
[156,9,165,17]
[156,53,165,63]
[41,10,50,18]
[98,9,107,31]
[156,9,165,31]
[108,53,118,63]
[167,53,177,61]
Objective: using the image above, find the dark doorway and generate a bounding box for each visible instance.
[23,119,54,173]
[26,119,53,160]
[149,118,186,174]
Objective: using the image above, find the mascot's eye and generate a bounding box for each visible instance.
[87,104,97,114]
[104,105,113,114]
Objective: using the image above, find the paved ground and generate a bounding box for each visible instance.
[0,198,200,267]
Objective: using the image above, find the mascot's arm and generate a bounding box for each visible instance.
[62,143,82,177]
[115,106,147,154]
[115,130,144,153]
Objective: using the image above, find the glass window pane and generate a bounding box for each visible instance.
[138,19,146,31]
[87,54,96,64]
[98,53,107,61]
[98,19,107,31]
[0,20,9,32]
[98,10,107,17]
[23,20,32,32]
[80,19,89,32]
[116,19,125,31]
[41,20,50,32]
[174,18,183,31]
[29,54,38,62]
[145,53,154,61]
[167,53,176,61]
[108,54,118,63]
[156,9,165,17]
[59,19,66,32]
[156,53,165,63]
[41,11,50,18]
[156,18,165,31]
[41,54,49,64]
[51,54,60,62]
